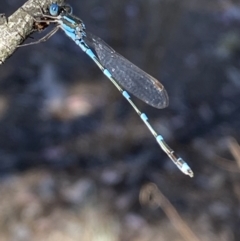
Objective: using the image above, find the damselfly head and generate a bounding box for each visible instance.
[49,3,73,16]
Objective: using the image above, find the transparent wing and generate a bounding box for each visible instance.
[85,33,169,109]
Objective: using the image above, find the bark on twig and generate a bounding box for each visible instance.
[0,0,64,64]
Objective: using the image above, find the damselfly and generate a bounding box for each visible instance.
[22,3,193,177]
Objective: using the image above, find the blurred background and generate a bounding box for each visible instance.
[0,0,240,240]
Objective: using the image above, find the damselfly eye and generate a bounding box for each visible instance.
[49,3,59,16]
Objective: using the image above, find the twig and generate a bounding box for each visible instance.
[140,183,202,241]
[0,0,64,64]
[227,137,240,169]
[214,137,240,173]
